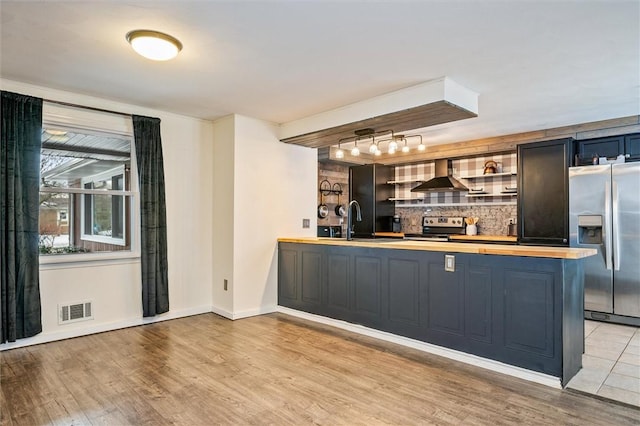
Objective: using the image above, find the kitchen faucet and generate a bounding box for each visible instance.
[346,200,362,241]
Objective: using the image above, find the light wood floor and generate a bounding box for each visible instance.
[1,313,638,425]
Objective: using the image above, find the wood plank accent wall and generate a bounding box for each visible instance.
[320,115,640,166]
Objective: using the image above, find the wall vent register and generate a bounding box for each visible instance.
[58,301,93,324]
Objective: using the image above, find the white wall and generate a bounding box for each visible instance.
[211,115,235,317]
[1,79,214,349]
[1,80,318,349]
[211,114,317,319]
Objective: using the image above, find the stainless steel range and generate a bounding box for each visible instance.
[404,216,467,241]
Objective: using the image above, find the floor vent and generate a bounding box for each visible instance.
[58,301,94,325]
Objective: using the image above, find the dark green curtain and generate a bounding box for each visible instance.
[132,115,169,317]
[0,91,43,343]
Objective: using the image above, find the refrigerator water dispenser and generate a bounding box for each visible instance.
[577,215,603,245]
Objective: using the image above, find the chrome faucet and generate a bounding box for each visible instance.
[346,200,362,241]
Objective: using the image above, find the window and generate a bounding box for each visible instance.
[81,166,126,245]
[39,103,137,258]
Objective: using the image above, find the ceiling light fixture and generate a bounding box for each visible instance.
[126,29,182,61]
[351,141,360,156]
[368,138,378,154]
[402,141,410,153]
[45,129,68,136]
[336,130,426,159]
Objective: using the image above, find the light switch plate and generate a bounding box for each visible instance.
[302,218,310,228]
[445,254,455,272]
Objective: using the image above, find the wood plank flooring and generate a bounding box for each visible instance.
[1,313,638,425]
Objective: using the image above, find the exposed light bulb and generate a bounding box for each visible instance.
[417,143,426,151]
[369,141,378,153]
[388,140,398,151]
[374,148,382,156]
[388,147,396,155]
[402,144,410,153]
[351,145,360,156]
[335,148,344,159]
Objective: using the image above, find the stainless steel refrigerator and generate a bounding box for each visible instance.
[569,162,640,326]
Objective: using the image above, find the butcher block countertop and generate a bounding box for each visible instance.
[449,235,518,243]
[374,233,518,243]
[278,237,597,260]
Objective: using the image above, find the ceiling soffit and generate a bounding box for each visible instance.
[279,77,478,149]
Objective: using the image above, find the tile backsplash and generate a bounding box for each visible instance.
[396,204,517,236]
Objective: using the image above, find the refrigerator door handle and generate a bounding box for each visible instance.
[605,180,613,271]
[612,179,621,271]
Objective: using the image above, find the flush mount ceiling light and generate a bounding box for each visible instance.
[45,129,68,136]
[126,29,182,61]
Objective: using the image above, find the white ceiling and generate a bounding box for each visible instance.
[1,1,639,148]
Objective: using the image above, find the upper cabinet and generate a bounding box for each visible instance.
[575,133,640,165]
[624,133,640,160]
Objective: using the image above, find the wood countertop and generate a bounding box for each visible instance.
[449,235,518,243]
[278,237,597,260]
[373,232,405,238]
[372,233,517,243]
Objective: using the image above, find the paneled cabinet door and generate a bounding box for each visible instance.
[465,265,492,344]
[387,257,421,327]
[424,257,466,348]
[326,253,350,316]
[300,249,323,308]
[503,269,555,359]
[624,133,640,160]
[278,248,299,305]
[352,255,383,322]
[517,138,571,246]
[576,136,624,161]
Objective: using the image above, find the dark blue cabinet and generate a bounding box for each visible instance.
[326,253,350,315]
[278,242,584,386]
[624,133,640,160]
[576,135,624,162]
[517,138,571,246]
[278,248,298,303]
[575,133,640,164]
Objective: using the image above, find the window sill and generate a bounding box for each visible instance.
[39,250,141,270]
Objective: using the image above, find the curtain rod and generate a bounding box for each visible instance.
[43,98,133,118]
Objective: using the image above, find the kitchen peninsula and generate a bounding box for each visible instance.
[278,237,596,387]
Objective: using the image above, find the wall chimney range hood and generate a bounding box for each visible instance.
[411,159,468,192]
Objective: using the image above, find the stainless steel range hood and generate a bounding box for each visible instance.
[411,159,468,192]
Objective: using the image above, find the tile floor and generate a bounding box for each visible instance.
[567,320,640,407]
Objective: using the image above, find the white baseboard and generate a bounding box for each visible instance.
[212,305,277,320]
[2,303,281,351]
[276,306,562,389]
[210,305,234,319]
[0,305,213,351]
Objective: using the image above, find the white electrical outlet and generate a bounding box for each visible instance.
[507,218,516,225]
[445,254,455,272]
